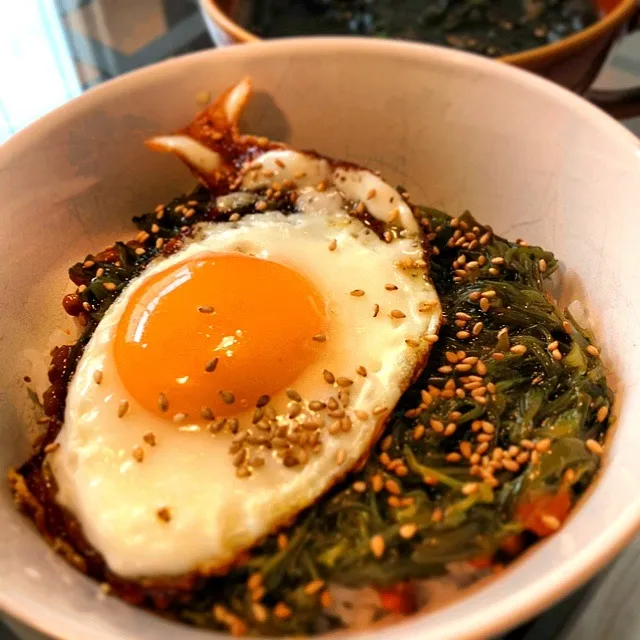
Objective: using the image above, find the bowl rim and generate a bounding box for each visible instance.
[1,37,639,640]
[199,0,638,68]
[501,0,637,67]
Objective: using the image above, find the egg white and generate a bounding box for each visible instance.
[48,173,441,579]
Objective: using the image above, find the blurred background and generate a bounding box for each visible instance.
[0,0,212,142]
[0,0,639,142]
[0,1,639,639]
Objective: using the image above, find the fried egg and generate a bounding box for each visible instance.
[47,80,442,579]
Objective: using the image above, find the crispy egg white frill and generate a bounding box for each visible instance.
[47,80,442,580]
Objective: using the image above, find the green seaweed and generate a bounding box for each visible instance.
[44,192,614,636]
[166,205,611,636]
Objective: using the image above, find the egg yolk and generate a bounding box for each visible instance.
[114,253,328,420]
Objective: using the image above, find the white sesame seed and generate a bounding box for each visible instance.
[283,388,301,403]
[371,475,384,493]
[219,390,235,405]
[502,459,520,472]
[152,394,168,414]
[596,406,609,422]
[320,590,333,608]
[475,361,488,376]
[430,418,444,433]
[233,449,247,467]
[399,523,418,539]
[205,357,219,373]
[304,579,326,596]
[385,479,401,495]
[273,602,292,619]
[541,514,561,531]
[462,483,478,495]
[370,535,385,558]
[156,506,171,522]
[536,438,552,452]
[586,438,604,455]
[252,603,267,623]
[117,399,129,418]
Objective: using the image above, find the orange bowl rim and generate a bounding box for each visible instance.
[201,0,638,64]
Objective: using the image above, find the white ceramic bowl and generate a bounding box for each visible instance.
[0,38,639,640]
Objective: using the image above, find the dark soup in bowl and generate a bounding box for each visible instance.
[233,0,599,57]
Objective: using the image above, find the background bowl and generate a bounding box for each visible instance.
[199,0,640,116]
[1,38,640,640]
